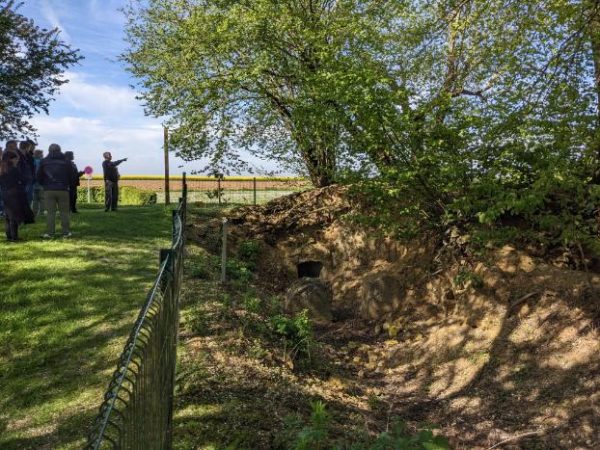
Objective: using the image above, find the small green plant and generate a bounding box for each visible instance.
[248,338,268,360]
[365,421,450,450]
[268,295,284,316]
[281,402,451,450]
[190,260,213,279]
[187,303,210,336]
[239,240,261,261]
[293,401,330,450]
[218,291,233,307]
[226,259,253,283]
[271,310,314,361]
[453,269,484,289]
[242,293,262,314]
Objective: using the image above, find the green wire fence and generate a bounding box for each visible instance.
[86,175,187,449]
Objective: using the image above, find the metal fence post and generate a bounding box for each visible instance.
[221,218,228,283]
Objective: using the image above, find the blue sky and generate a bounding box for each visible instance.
[19,0,276,175]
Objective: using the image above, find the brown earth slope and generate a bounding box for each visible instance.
[184,185,600,449]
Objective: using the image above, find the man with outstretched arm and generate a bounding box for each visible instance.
[102,152,127,212]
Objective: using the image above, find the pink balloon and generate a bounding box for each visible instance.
[84,166,93,174]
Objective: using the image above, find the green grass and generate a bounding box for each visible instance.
[0,205,173,449]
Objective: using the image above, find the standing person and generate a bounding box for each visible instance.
[0,144,4,218]
[64,151,83,213]
[102,152,127,212]
[1,141,18,219]
[38,144,73,238]
[18,140,35,206]
[32,149,45,216]
[0,151,33,242]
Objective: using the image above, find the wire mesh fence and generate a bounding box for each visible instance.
[85,175,187,450]
[81,176,312,205]
[182,177,311,205]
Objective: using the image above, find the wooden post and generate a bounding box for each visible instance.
[164,126,171,205]
[253,177,257,205]
[221,218,228,283]
[217,177,222,206]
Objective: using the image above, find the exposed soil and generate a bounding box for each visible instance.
[176,186,600,449]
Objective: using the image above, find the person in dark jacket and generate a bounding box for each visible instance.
[64,151,84,213]
[102,151,127,212]
[18,140,35,206]
[32,149,45,216]
[0,144,5,218]
[1,141,18,218]
[0,151,33,241]
[38,143,73,238]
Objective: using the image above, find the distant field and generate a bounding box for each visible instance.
[83,176,311,192]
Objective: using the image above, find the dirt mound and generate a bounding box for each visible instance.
[187,187,600,448]
[227,184,352,241]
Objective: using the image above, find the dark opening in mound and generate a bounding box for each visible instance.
[297,261,323,278]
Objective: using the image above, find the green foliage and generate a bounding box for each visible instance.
[187,303,210,336]
[0,0,82,138]
[226,259,253,283]
[238,240,261,260]
[189,260,213,280]
[271,310,314,360]
[453,270,484,290]
[78,186,157,206]
[364,422,451,450]
[281,402,451,450]
[292,401,330,450]
[238,240,261,270]
[242,293,262,315]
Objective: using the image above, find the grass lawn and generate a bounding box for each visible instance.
[0,205,173,449]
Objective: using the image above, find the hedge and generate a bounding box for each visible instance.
[77,186,157,205]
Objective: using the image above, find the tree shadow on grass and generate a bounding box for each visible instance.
[0,206,173,449]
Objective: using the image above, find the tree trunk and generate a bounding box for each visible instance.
[301,141,336,187]
[592,16,600,138]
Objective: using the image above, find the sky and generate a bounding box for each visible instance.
[18,0,278,176]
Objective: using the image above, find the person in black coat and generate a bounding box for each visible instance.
[37,144,74,238]
[64,151,84,213]
[18,140,35,206]
[0,151,34,242]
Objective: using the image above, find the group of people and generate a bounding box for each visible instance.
[0,141,127,242]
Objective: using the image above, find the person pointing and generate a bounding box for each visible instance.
[102,152,127,212]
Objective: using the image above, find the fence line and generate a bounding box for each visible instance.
[86,174,188,449]
[82,177,312,205]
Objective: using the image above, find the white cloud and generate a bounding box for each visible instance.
[30,116,167,174]
[58,72,140,117]
[41,0,72,42]
[88,0,125,25]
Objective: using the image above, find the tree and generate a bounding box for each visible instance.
[124,0,396,186]
[0,0,81,139]
[125,0,600,200]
